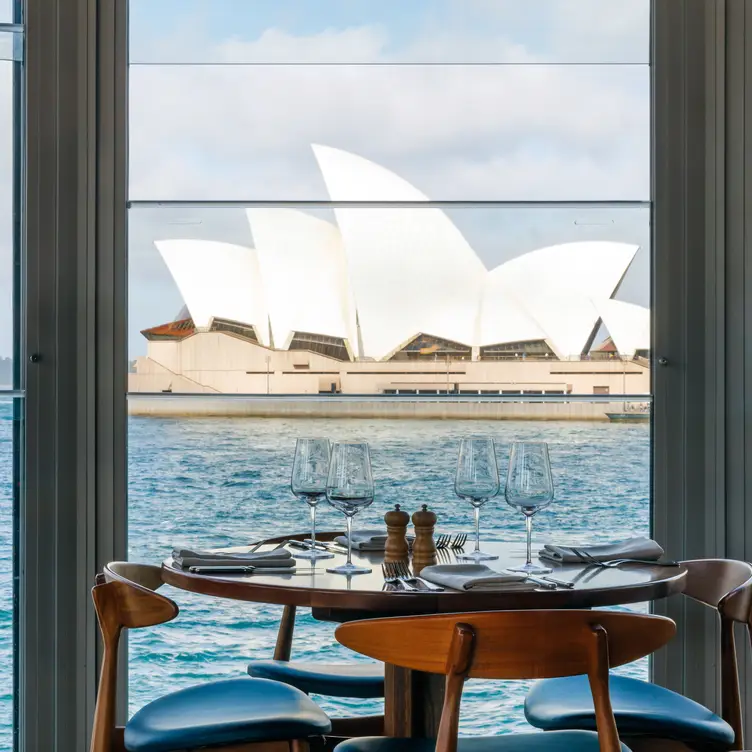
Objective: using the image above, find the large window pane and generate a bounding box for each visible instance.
[128,0,651,737]
[130,0,649,65]
[128,406,650,729]
[0,41,19,750]
[130,64,648,201]
[128,203,649,397]
[0,398,18,748]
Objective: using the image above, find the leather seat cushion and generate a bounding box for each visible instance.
[124,677,331,752]
[248,660,385,699]
[524,674,735,747]
[334,731,631,752]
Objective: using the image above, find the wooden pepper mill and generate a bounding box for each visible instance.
[411,504,437,573]
[384,504,410,562]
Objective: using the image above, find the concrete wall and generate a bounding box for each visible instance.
[131,331,651,396]
[127,396,646,421]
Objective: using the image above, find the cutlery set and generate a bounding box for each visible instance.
[567,547,680,568]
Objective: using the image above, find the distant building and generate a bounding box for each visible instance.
[130,146,650,397]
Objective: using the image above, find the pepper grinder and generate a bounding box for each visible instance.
[384,504,410,562]
[411,504,437,573]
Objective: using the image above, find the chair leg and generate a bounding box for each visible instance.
[329,716,384,738]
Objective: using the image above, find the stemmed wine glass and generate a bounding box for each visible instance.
[291,438,334,560]
[505,441,554,574]
[325,441,374,575]
[454,438,500,562]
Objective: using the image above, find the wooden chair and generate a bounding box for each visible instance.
[525,559,752,752]
[91,562,331,752]
[247,533,384,739]
[332,609,677,752]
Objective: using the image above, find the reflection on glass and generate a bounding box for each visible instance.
[505,441,555,574]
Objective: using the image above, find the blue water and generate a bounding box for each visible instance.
[126,415,651,737]
[0,410,651,745]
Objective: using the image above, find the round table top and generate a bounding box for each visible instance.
[162,532,687,620]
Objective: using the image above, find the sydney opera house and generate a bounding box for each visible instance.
[129,146,650,405]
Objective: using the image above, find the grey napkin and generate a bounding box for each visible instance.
[172,547,296,569]
[539,536,664,564]
[335,528,414,551]
[419,564,538,592]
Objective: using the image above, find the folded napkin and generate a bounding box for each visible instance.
[539,536,664,564]
[419,564,538,592]
[172,548,296,569]
[334,528,414,551]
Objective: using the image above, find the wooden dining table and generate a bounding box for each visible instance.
[163,531,687,739]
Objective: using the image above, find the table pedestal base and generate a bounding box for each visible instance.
[384,664,445,737]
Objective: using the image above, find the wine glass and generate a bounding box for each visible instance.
[454,438,500,562]
[325,441,374,575]
[505,441,554,574]
[291,438,334,561]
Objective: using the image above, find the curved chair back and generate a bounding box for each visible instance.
[336,610,675,752]
[682,559,752,748]
[91,563,179,752]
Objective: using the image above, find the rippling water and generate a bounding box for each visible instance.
[0,410,651,745]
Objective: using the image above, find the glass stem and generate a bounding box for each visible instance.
[474,505,481,553]
[346,514,353,567]
[309,502,317,550]
[525,514,533,566]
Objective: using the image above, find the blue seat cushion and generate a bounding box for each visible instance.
[124,677,331,752]
[334,732,631,752]
[248,660,385,699]
[525,674,735,748]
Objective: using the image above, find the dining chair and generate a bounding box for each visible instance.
[331,608,677,752]
[247,532,384,739]
[524,559,752,752]
[91,562,332,752]
[248,604,385,738]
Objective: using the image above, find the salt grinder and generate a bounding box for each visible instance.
[384,504,410,562]
[411,504,437,572]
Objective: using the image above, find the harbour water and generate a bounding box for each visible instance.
[0,409,652,746]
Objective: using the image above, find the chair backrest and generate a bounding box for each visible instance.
[682,559,752,748]
[336,609,675,752]
[90,563,179,752]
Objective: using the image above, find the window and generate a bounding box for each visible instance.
[127,0,651,733]
[0,13,22,749]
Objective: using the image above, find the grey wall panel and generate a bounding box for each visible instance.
[21,0,128,749]
[653,0,752,741]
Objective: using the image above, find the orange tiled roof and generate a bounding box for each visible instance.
[141,318,196,340]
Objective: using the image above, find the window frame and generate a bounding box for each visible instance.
[18,0,752,749]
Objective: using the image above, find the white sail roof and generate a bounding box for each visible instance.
[312,144,486,360]
[155,239,270,346]
[593,298,650,357]
[246,208,358,351]
[488,242,639,358]
[479,268,547,347]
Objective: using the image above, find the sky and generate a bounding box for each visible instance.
[0,0,651,358]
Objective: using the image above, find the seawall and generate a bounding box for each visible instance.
[127,397,642,421]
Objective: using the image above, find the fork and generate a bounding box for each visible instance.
[435,533,451,549]
[435,533,468,550]
[570,547,679,568]
[381,562,418,591]
[393,560,444,591]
